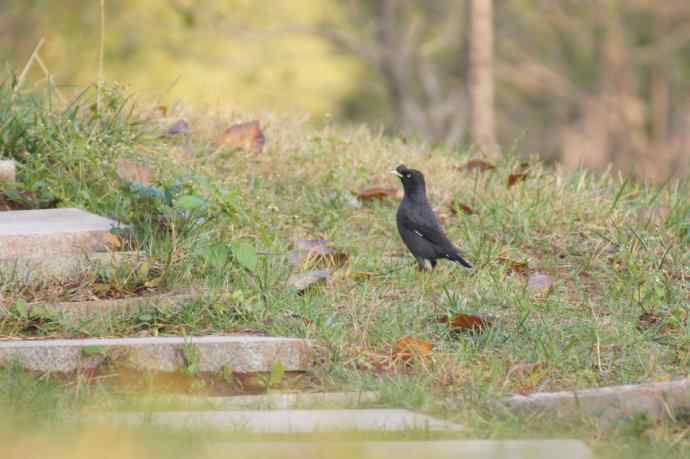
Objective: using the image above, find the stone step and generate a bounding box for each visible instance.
[0,160,15,183]
[0,208,125,260]
[0,251,139,282]
[96,409,463,433]
[0,289,200,321]
[140,391,381,410]
[205,440,591,459]
[503,378,690,427]
[0,335,311,373]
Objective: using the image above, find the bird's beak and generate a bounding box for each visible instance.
[390,170,403,178]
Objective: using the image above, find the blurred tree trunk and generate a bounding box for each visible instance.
[467,0,496,152]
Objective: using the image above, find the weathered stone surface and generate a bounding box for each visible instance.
[0,336,311,373]
[99,409,463,433]
[0,290,200,320]
[0,251,139,282]
[206,440,591,459]
[503,378,690,425]
[145,391,381,410]
[0,208,124,260]
[0,160,15,183]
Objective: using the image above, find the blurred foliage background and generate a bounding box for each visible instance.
[2,0,690,180]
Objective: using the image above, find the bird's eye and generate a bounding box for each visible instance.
[405,173,412,178]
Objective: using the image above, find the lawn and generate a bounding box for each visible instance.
[0,81,688,458]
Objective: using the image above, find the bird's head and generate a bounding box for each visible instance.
[391,164,426,198]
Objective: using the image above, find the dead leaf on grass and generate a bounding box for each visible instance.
[505,362,544,381]
[439,313,491,333]
[456,160,496,173]
[507,163,530,188]
[527,272,554,293]
[115,159,154,186]
[637,309,688,335]
[167,119,190,135]
[356,187,398,202]
[287,239,349,268]
[449,199,475,215]
[102,233,122,250]
[498,256,528,275]
[215,120,265,154]
[507,173,528,187]
[287,270,331,294]
[392,336,433,364]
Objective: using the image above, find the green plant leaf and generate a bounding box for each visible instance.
[81,345,107,356]
[12,299,28,318]
[232,241,258,272]
[269,361,285,388]
[175,194,206,210]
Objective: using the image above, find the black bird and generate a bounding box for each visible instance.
[391,164,472,271]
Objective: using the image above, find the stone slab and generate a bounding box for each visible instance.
[0,290,200,321]
[206,440,591,459]
[0,208,124,260]
[99,409,463,433]
[0,335,311,373]
[142,391,380,410]
[0,251,140,282]
[0,160,15,183]
[503,378,690,426]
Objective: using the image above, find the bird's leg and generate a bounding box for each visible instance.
[415,258,429,272]
[429,259,437,270]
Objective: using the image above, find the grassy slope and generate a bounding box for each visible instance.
[0,84,688,457]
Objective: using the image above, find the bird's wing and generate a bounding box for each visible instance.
[399,205,454,249]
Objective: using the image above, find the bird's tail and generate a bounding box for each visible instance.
[445,251,472,269]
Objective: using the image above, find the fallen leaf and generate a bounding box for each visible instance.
[440,313,491,333]
[392,336,433,364]
[287,270,331,293]
[505,362,543,381]
[456,160,496,173]
[507,163,530,187]
[637,309,688,335]
[288,240,349,268]
[102,233,122,250]
[115,159,154,186]
[527,272,554,293]
[449,199,475,215]
[507,173,528,187]
[352,271,375,281]
[356,186,398,202]
[498,256,528,275]
[167,119,190,135]
[637,311,662,331]
[215,120,265,154]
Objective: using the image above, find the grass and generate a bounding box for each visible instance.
[0,79,688,457]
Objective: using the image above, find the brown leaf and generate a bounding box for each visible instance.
[115,159,154,186]
[167,119,190,135]
[637,309,688,334]
[392,336,433,364]
[287,270,331,294]
[507,173,528,187]
[637,311,662,331]
[449,199,475,215]
[215,120,265,154]
[527,272,554,293]
[440,313,491,333]
[456,160,496,173]
[103,233,122,250]
[356,187,398,202]
[287,239,349,268]
[498,256,528,275]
